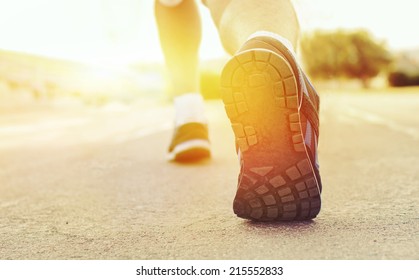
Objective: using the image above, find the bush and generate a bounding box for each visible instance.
[387,50,419,87]
[388,71,419,87]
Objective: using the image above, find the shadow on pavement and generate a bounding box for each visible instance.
[244,220,317,230]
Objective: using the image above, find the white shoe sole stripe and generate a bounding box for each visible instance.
[167,139,210,160]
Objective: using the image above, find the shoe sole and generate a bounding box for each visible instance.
[221,49,321,221]
[168,139,211,162]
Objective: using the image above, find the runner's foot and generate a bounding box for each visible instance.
[168,122,210,162]
[221,33,322,221]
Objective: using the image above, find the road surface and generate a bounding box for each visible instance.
[0,92,418,259]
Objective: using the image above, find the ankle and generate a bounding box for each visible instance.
[173,93,207,127]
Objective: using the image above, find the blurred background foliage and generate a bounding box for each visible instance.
[387,49,419,87]
[301,29,419,88]
[301,30,392,88]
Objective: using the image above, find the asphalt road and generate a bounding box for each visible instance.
[0,92,418,259]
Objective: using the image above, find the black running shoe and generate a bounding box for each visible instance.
[221,35,322,221]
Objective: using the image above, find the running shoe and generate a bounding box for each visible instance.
[221,34,322,221]
[168,122,211,162]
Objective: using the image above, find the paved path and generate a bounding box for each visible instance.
[0,93,418,259]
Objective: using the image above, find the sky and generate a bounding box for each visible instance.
[0,0,418,65]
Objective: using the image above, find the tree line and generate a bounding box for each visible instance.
[300,29,419,88]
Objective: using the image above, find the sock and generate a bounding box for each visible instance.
[174,93,207,127]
